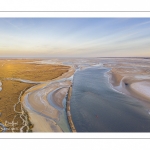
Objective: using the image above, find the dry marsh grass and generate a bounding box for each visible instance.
[0,59,70,132]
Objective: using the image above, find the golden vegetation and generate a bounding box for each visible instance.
[0,59,70,132]
[0,80,35,132]
[0,59,69,81]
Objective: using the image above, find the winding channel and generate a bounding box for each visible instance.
[21,66,75,132]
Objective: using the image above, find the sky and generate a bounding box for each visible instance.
[0,18,150,57]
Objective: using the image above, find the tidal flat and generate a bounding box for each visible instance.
[0,57,150,132]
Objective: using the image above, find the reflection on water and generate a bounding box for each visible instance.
[70,67,150,132]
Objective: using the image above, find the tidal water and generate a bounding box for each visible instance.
[70,67,150,132]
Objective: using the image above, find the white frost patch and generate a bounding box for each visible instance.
[131,81,150,98]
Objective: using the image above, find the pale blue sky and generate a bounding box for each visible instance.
[0,18,150,57]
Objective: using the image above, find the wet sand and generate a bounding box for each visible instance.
[51,87,69,109]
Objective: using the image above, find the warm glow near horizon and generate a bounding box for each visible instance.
[0,18,150,57]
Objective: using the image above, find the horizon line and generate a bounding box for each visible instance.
[0,56,149,59]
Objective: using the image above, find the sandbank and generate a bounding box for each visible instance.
[129,81,150,101]
[106,59,150,106]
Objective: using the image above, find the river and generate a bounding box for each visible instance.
[70,67,150,132]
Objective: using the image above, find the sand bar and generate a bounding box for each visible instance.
[130,81,150,101]
[105,58,150,106]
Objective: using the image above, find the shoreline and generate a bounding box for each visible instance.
[21,65,75,132]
